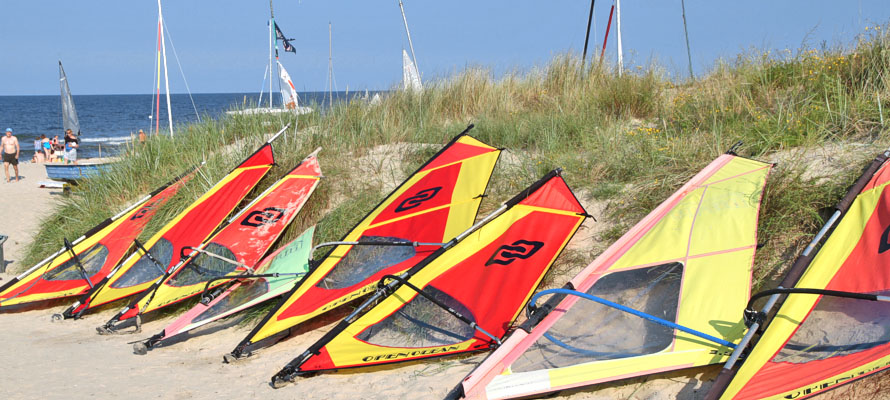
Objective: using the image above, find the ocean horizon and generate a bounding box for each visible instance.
[0,91,375,159]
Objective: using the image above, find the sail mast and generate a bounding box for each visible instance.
[269,0,275,109]
[158,0,174,136]
[615,0,623,75]
[155,14,162,136]
[398,0,419,72]
[328,22,333,110]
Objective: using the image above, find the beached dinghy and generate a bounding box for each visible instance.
[46,61,115,181]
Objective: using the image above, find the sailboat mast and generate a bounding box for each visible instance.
[398,0,419,72]
[158,0,174,136]
[155,14,162,136]
[615,0,623,76]
[269,0,275,109]
[328,22,333,110]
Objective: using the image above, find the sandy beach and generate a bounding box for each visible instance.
[0,161,62,274]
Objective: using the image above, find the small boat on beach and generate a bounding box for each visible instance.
[45,159,115,181]
[51,62,116,181]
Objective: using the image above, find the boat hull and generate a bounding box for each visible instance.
[45,162,113,181]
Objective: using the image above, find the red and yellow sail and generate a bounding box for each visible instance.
[453,154,771,400]
[107,153,321,324]
[717,155,890,399]
[271,170,586,384]
[231,131,500,356]
[0,167,196,309]
[63,143,275,318]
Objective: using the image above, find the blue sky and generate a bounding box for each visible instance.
[1,1,888,95]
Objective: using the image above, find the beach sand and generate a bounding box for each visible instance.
[0,161,62,274]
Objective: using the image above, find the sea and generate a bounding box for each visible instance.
[0,91,367,159]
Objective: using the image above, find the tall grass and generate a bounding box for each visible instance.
[21,25,890,298]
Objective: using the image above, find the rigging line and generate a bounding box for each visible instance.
[257,64,269,108]
[148,43,158,135]
[530,288,736,350]
[161,18,201,123]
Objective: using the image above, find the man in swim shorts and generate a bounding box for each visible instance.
[2,128,20,182]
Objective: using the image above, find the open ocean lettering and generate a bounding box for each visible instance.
[0,91,365,159]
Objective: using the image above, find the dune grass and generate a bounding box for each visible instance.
[21,26,890,300]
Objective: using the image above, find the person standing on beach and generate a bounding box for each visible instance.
[32,137,43,163]
[138,129,146,144]
[2,128,20,182]
[64,129,79,164]
[41,134,52,161]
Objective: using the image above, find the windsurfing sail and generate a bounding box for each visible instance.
[708,150,890,400]
[278,61,301,110]
[137,226,314,352]
[59,61,81,136]
[100,152,321,331]
[0,166,197,310]
[62,129,284,319]
[270,169,587,386]
[402,49,422,93]
[450,153,771,400]
[229,127,500,358]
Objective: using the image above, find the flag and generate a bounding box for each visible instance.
[274,22,296,53]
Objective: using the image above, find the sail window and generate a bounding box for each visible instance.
[511,262,684,372]
[315,236,416,290]
[44,244,109,281]
[109,238,174,289]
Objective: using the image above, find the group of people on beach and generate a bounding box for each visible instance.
[31,130,79,164]
[1,128,79,183]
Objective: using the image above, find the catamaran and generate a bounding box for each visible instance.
[228,2,312,116]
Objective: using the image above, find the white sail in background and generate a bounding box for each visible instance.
[402,49,422,93]
[278,60,299,109]
[59,61,81,135]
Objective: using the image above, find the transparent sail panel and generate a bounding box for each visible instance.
[45,244,109,281]
[773,291,890,363]
[511,262,683,372]
[192,279,270,323]
[109,238,174,289]
[315,236,416,290]
[357,285,475,348]
[167,243,238,287]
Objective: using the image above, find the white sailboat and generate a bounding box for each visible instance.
[228,2,312,116]
[402,49,422,92]
[46,61,114,181]
[398,0,422,93]
[59,61,81,136]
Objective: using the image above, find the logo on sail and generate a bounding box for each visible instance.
[485,240,544,266]
[241,207,286,227]
[395,187,442,213]
[880,225,890,254]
